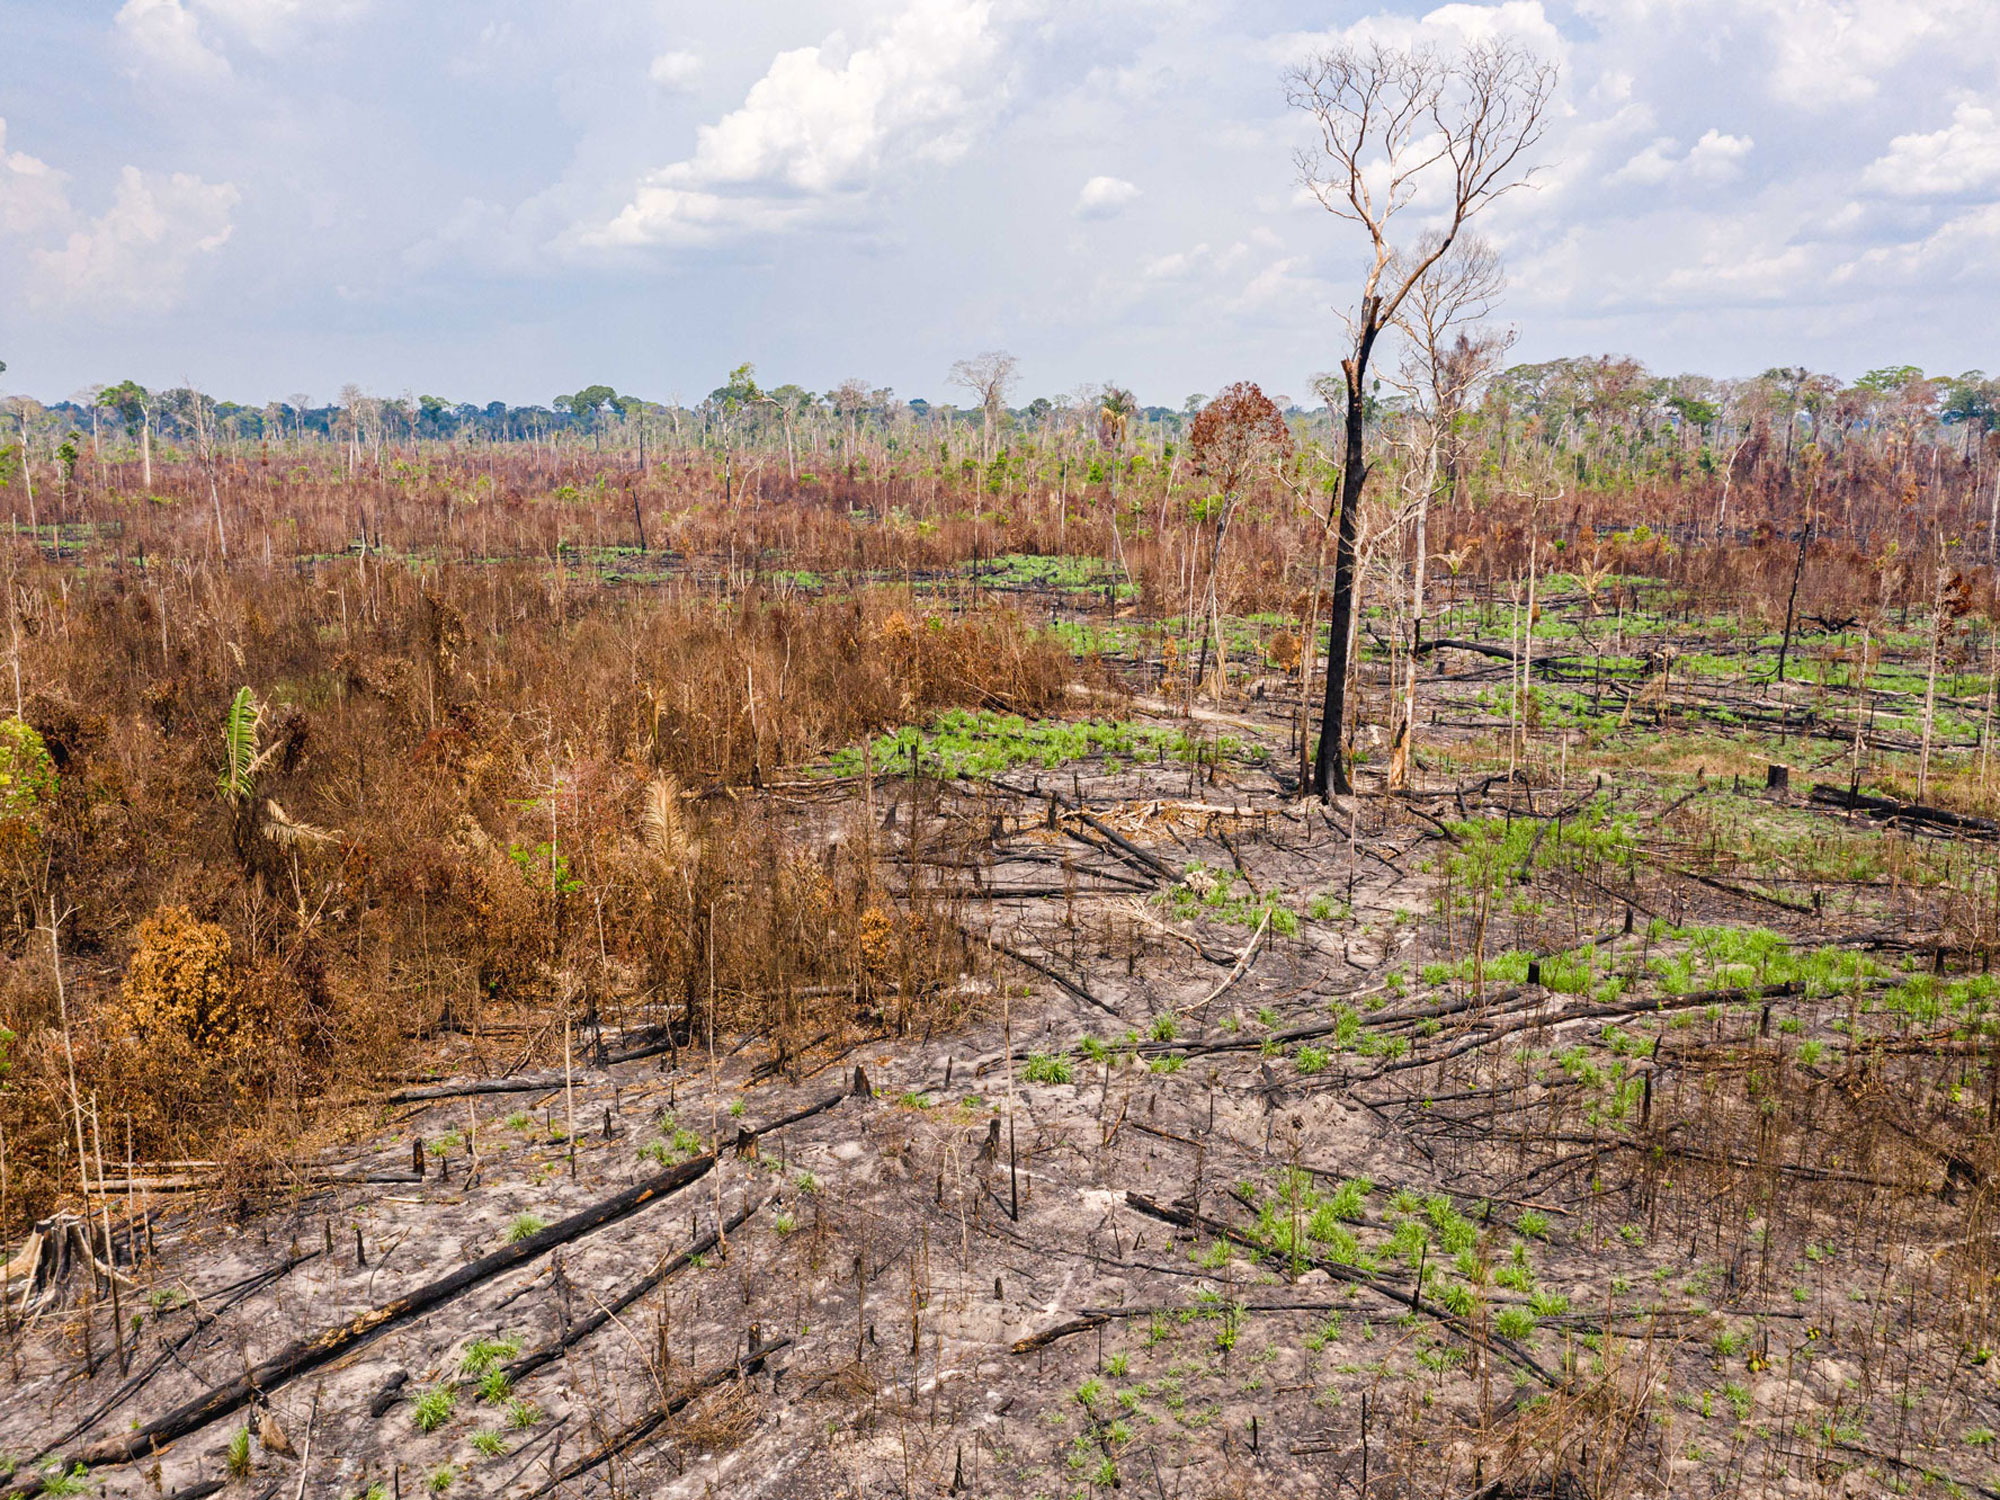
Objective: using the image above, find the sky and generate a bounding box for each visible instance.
[1,0,1998,409]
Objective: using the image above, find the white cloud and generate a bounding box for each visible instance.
[586,0,1000,247]
[649,50,702,90]
[1685,129,1753,180]
[1074,175,1138,219]
[1610,128,1751,185]
[29,166,239,311]
[1418,1,1564,48]
[0,120,72,238]
[193,0,368,46]
[114,0,231,80]
[1763,0,1954,110]
[114,0,368,79]
[1862,102,2000,197]
[1141,241,1248,281]
[1608,139,1678,187]
[1277,1,1563,60]
[1577,0,1986,112]
[1837,201,2000,285]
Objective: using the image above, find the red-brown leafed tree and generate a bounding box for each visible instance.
[1187,382,1293,700]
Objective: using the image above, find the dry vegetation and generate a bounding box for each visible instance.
[2,435,2000,1500]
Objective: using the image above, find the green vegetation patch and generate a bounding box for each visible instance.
[829,710,1242,779]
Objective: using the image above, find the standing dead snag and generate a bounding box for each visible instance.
[1287,35,1556,795]
[1384,235,1513,789]
[947,352,1019,467]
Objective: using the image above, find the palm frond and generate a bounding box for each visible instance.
[639,775,697,868]
[260,799,336,845]
[219,687,263,802]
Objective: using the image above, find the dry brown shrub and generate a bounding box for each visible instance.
[109,905,252,1056]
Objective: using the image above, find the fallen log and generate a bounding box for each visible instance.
[1010,1314,1109,1353]
[1667,866,1816,914]
[64,1152,723,1469]
[1123,1192,1559,1389]
[1012,1300,1379,1353]
[384,1072,573,1104]
[33,1246,325,1458]
[1419,637,1582,679]
[985,939,1122,1018]
[518,1337,793,1499]
[1809,783,1998,837]
[497,1193,769,1385]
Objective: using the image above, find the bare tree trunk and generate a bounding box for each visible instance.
[1388,442,1435,792]
[1298,520,1332,789]
[1520,531,1537,768]
[1507,577,1521,789]
[1313,313,1382,797]
[1981,626,1996,799]
[1918,536,1950,802]
[1775,508,1813,684]
[1988,463,1999,563]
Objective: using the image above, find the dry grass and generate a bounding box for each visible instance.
[0,548,1080,1227]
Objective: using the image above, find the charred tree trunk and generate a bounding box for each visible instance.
[1313,305,1381,798]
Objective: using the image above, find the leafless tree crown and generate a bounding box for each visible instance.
[947,351,1019,419]
[1285,37,1556,337]
[1392,232,1516,417]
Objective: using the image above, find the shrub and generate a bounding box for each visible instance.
[0,718,55,820]
[109,906,250,1055]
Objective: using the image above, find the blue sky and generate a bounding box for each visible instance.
[2,0,1997,407]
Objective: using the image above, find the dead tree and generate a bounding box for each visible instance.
[947,352,1020,468]
[1287,36,1556,795]
[1385,234,1514,788]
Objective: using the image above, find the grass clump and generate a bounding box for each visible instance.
[411,1384,457,1433]
[461,1336,522,1376]
[1161,864,1300,935]
[504,1214,548,1244]
[1022,1053,1073,1085]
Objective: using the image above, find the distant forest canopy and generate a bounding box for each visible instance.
[2,358,1996,492]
